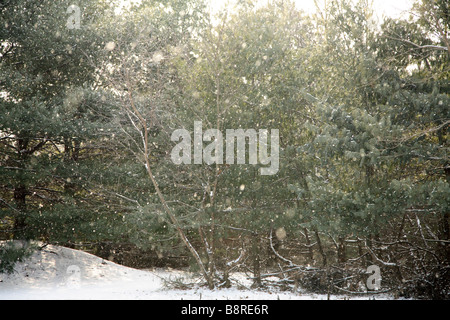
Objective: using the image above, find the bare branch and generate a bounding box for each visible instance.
[386,35,448,51]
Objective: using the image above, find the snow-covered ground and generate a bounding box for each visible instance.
[0,245,394,300]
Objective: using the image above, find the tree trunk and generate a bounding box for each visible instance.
[337,237,346,264]
[366,236,374,265]
[304,227,314,263]
[438,131,449,263]
[72,139,81,161]
[314,228,327,267]
[13,184,28,239]
[251,232,262,288]
[13,137,29,239]
[442,167,450,264]
[123,77,215,289]
[358,238,368,267]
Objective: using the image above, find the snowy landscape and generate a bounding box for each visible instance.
[0,244,395,300]
[1,0,448,302]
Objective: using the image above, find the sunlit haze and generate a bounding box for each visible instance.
[118,0,414,19]
[207,0,413,18]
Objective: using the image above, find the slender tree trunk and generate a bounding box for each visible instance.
[314,228,327,267]
[13,137,29,239]
[144,151,215,289]
[366,236,374,265]
[123,75,215,289]
[13,184,27,239]
[208,218,216,275]
[304,227,314,263]
[358,238,369,267]
[441,166,450,264]
[337,237,346,264]
[391,213,407,282]
[64,137,71,161]
[251,232,262,288]
[72,139,81,161]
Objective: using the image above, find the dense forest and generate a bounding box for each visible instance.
[0,0,448,299]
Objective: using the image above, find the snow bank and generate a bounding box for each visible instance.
[0,245,393,300]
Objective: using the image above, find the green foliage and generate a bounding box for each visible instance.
[0,0,128,244]
[0,0,448,295]
[0,241,36,274]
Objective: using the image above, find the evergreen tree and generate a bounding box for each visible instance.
[0,0,125,246]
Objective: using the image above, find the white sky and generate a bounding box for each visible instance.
[370,0,414,18]
[117,0,414,20]
[208,0,414,19]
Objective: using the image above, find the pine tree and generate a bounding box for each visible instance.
[0,0,124,246]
